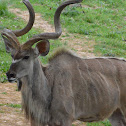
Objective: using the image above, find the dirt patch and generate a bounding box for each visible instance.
[82,5,101,10]
[61,33,96,57]
[124,17,126,21]
[9,8,55,33]
[0,83,30,126]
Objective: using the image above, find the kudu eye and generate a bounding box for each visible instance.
[23,56,29,60]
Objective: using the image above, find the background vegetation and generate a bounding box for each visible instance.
[0,0,126,125]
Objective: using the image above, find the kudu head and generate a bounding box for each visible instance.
[1,0,82,83]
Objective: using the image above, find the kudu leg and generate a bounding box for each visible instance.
[108,109,126,126]
[48,120,72,126]
[31,120,37,126]
[31,123,46,126]
[31,120,46,126]
[48,125,60,126]
[48,124,71,126]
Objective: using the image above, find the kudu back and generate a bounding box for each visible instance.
[1,0,126,126]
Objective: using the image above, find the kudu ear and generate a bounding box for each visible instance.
[2,35,15,53]
[35,40,50,56]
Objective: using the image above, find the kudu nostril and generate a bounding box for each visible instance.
[10,73,15,78]
[6,72,16,78]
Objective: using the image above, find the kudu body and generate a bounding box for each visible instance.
[1,0,126,126]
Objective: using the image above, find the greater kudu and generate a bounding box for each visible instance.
[1,0,126,126]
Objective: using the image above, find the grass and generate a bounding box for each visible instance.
[86,120,111,126]
[2,92,7,94]
[0,103,21,108]
[0,0,126,125]
[0,0,8,16]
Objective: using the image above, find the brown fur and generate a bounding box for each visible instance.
[48,48,74,62]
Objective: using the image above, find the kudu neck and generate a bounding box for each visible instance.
[21,57,50,96]
[27,58,46,85]
[21,58,51,124]
[22,57,51,103]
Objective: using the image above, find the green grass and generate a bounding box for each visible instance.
[0,0,8,16]
[2,92,7,94]
[87,120,111,126]
[0,110,4,113]
[0,103,21,108]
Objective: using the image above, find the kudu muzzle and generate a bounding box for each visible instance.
[6,69,22,91]
[6,63,17,83]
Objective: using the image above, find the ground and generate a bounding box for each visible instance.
[0,83,30,126]
[0,6,96,126]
